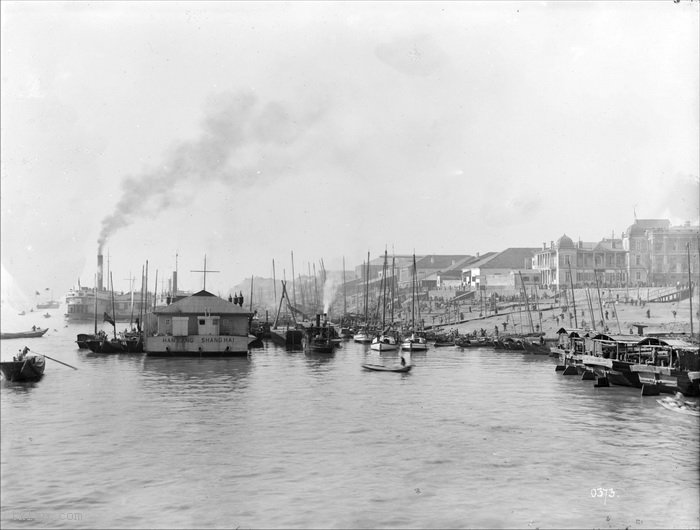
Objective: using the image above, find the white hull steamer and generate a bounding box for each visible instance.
[145,290,255,356]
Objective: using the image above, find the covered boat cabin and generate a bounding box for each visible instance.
[635,336,699,370]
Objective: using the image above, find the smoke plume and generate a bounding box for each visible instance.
[323,276,338,316]
[97,90,322,253]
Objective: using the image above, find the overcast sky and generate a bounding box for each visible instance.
[1,1,698,307]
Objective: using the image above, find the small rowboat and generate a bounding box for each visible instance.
[657,397,700,417]
[362,363,412,373]
[0,355,46,382]
[0,328,49,340]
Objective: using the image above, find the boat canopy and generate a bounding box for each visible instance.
[555,327,591,338]
[636,336,699,350]
[591,333,641,344]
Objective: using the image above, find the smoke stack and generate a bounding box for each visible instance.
[97,254,104,291]
[173,271,178,295]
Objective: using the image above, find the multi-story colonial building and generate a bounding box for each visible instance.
[533,219,699,290]
[623,219,699,286]
[532,235,627,289]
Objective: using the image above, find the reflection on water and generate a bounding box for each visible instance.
[303,351,336,372]
[1,323,698,529]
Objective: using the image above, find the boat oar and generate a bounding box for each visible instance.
[33,351,78,370]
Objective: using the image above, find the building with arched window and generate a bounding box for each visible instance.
[533,219,699,290]
[532,234,627,289]
[623,219,699,286]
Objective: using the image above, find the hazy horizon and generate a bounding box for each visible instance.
[2,1,698,311]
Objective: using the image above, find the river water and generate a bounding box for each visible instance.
[1,317,698,529]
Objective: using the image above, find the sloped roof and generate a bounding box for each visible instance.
[460,252,498,270]
[416,255,473,270]
[155,290,251,316]
[469,248,539,270]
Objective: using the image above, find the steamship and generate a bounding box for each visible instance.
[65,253,148,322]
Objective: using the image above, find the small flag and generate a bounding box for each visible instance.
[103,312,115,326]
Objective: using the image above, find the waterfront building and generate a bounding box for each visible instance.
[461,248,540,295]
[623,219,700,286]
[144,289,254,356]
[532,235,626,290]
[532,218,699,290]
[354,254,472,290]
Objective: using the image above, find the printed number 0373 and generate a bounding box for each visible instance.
[591,488,615,498]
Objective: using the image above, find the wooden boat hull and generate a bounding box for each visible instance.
[305,339,335,353]
[145,334,255,356]
[362,363,412,373]
[36,301,60,309]
[86,339,126,354]
[370,336,398,351]
[0,328,49,340]
[522,342,551,355]
[401,341,428,351]
[76,333,100,349]
[268,328,303,348]
[0,356,46,382]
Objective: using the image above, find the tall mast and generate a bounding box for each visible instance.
[272,259,277,304]
[567,261,578,328]
[390,254,395,326]
[125,272,134,327]
[249,275,254,312]
[313,263,319,314]
[190,255,219,291]
[110,272,117,340]
[144,260,149,333]
[139,264,145,331]
[534,284,542,332]
[291,251,297,309]
[381,250,388,330]
[93,274,98,335]
[585,288,596,331]
[518,271,535,333]
[342,256,347,317]
[594,272,606,330]
[153,270,158,312]
[365,252,370,325]
[689,242,694,338]
[412,253,416,329]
